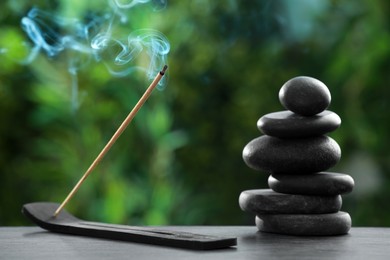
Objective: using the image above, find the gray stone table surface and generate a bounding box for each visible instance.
[1,226,390,260]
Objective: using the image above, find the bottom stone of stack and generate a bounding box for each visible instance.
[255,211,351,236]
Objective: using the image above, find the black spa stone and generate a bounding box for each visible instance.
[243,135,341,174]
[239,189,341,214]
[268,172,354,196]
[257,110,341,138]
[255,211,351,236]
[279,76,331,116]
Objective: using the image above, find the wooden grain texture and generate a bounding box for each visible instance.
[1,226,390,260]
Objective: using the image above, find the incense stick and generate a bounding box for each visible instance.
[53,65,168,217]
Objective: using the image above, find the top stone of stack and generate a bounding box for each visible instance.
[279,76,331,116]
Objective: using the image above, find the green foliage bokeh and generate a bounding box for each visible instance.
[1,0,390,226]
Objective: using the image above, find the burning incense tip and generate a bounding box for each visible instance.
[160,65,168,75]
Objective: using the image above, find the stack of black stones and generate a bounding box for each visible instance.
[239,76,355,236]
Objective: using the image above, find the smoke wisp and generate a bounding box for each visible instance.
[18,0,170,110]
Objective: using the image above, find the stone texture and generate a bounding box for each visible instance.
[256,211,351,236]
[279,76,331,116]
[257,110,341,138]
[268,172,354,196]
[243,135,341,174]
[239,189,341,214]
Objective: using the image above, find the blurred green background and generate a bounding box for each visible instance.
[1,0,389,226]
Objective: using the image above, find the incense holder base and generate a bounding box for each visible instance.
[22,202,236,250]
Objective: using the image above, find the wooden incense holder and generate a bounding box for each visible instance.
[22,202,237,250]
